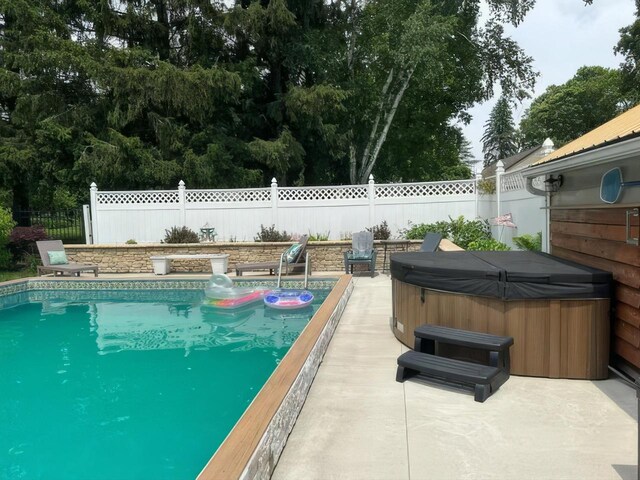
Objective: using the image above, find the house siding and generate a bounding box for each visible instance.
[550,207,640,375]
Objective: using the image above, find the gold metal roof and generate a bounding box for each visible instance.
[532,103,640,166]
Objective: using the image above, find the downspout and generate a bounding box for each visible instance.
[525,176,546,196]
[524,176,550,253]
[545,191,551,253]
[526,138,556,253]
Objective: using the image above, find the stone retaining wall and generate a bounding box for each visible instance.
[65,241,425,274]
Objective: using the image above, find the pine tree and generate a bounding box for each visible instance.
[481,96,519,167]
[0,0,544,209]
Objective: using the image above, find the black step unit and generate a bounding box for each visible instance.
[414,324,513,373]
[396,351,507,402]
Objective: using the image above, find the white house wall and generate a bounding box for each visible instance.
[551,155,640,207]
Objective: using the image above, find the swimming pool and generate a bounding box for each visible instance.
[0,279,347,480]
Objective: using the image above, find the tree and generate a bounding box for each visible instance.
[615,0,640,104]
[519,66,630,147]
[343,0,537,183]
[0,0,247,208]
[0,0,540,211]
[481,96,519,166]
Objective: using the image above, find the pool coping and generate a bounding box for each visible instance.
[0,274,354,479]
[197,274,354,479]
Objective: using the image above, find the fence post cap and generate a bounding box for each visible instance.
[271,178,278,186]
[178,180,185,187]
[368,174,374,183]
[90,182,97,189]
[496,160,505,174]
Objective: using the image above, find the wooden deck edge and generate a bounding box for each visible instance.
[197,274,354,480]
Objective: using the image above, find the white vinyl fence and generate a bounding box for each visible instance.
[88,167,548,248]
[477,164,548,251]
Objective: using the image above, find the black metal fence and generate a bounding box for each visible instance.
[13,209,86,244]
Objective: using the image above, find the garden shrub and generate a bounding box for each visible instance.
[402,216,491,250]
[467,238,511,251]
[401,220,449,240]
[164,226,200,243]
[477,178,496,194]
[0,207,16,269]
[512,232,542,251]
[308,231,330,241]
[367,220,391,240]
[255,224,292,242]
[8,225,49,261]
[448,216,491,250]
[21,253,41,273]
[126,239,137,244]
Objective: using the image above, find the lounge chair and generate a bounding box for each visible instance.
[235,235,310,276]
[36,240,99,277]
[344,231,377,277]
[420,232,442,252]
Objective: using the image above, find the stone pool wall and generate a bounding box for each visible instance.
[64,241,424,274]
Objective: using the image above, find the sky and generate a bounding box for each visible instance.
[462,0,637,170]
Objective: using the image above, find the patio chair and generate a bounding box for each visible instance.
[420,232,442,252]
[36,240,99,277]
[344,231,377,277]
[235,235,310,276]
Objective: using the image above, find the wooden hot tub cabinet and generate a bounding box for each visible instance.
[392,281,610,379]
[390,251,613,380]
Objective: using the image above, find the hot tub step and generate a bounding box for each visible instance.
[414,324,513,373]
[396,351,507,402]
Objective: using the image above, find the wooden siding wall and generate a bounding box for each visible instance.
[550,208,640,372]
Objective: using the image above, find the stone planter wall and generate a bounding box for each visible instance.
[64,241,424,274]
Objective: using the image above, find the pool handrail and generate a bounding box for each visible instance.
[276,251,310,289]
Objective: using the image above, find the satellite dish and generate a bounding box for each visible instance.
[600,167,640,204]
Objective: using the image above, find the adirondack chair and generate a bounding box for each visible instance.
[344,231,377,277]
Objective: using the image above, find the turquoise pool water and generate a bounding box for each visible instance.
[0,287,327,480]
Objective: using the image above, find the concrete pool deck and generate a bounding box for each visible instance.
[272,273,638,480]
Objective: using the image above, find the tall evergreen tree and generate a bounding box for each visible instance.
[0,0,541,210]
[481,96,519,167]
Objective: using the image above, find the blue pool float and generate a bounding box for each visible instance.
[264,289,314,310]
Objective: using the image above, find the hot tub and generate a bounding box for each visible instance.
[390,251,612,379]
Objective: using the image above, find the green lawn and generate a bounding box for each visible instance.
[0,270,35,282]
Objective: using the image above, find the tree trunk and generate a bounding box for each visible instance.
[350,68,394,184]
[154,0,170,61]
[357,63,417,183]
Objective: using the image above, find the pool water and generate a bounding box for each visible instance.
[0,288,326,480]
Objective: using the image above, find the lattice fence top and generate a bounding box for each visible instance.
[186,188,271,203]
[97,191,179,205]
[278,185,368,201]
[376,180,475,198]
[501,172,526,192]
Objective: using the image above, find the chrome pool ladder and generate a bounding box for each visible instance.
[276,252,310,289]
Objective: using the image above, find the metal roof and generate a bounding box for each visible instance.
[531,103,640,166]
[481,145,543,177]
